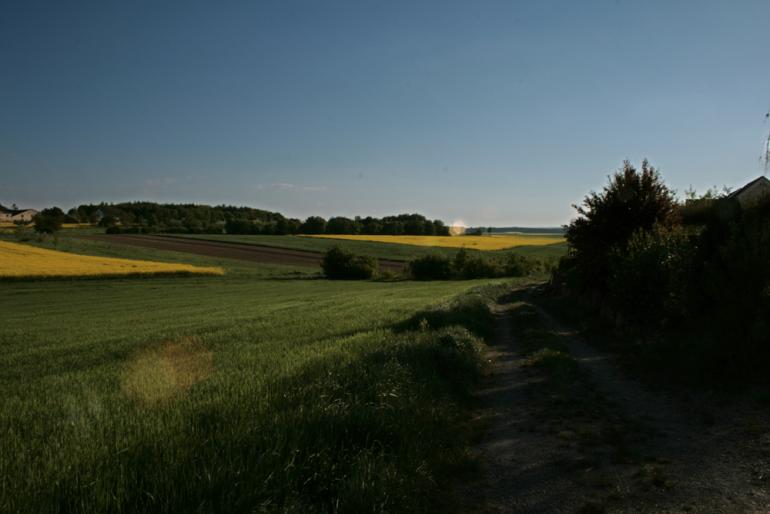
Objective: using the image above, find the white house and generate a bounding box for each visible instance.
[0,205,38,223]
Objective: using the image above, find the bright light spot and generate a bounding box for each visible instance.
[121,337,213,406]
[449,219,467,236]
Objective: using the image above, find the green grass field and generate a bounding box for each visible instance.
[165,233,568,262]
[0,236,529,512]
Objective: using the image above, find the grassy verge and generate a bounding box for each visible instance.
[0,238,513,512]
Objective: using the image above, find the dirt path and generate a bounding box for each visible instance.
[81,234,407,271]
[464,289,770,513]
[533,303,770,513]
[462,300,588,512]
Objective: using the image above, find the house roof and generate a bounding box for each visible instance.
[727,176,770,199]
[0,206,37,216]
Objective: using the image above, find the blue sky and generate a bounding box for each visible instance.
[1,0,769,225]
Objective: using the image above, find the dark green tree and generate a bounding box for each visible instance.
[563,160,677,291]
[326,216,357,234]
[300,216,327,234]
[34,207,65,234]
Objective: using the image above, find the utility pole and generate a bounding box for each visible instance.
[764,109,770,173]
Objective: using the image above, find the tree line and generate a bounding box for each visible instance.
[33,202,450,236]
[227,214,450,236]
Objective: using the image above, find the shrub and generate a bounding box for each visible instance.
[409,255,452,280]
[409,250,541,281]
[321,246,377,280]
[504,253,539,277]
[13,224,34,242]
[607,225,695,328]
[694,207,770,347]
[453,249,500,279]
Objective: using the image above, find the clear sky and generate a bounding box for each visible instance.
[1,0,769,226]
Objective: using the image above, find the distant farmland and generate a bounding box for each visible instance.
[161,233,569,262]
[303,233,566,251]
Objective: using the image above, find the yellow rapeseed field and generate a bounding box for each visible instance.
[0,223,91,228]
[0,241,224,278]
[304,234,564,251]
[0,223,92,232]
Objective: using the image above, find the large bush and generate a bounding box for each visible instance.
[563,160,677,292]
[321,247,377,280]
[409,255,453,280]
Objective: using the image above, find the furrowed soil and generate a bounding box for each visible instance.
[461,286,770,513]
[83,234,407,271]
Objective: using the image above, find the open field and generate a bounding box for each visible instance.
[305,233,566,251]
[0,236,522,512]
[0,240,223,279]
[165,233,569,261]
